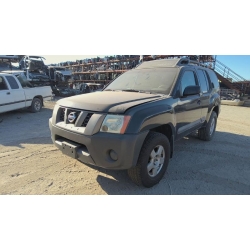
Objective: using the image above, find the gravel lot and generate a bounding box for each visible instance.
[0,101,249,195]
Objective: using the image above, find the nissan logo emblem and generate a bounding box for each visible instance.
[68,112,77,123]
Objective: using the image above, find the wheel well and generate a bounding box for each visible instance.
[150,124,174,158]
[34,95,43,106]
[213,105,219,117]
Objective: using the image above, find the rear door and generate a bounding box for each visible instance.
[174,69,202,139]
[196,68,210,121]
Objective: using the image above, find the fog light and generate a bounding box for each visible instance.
[102,125,108,132]
[109,150,118,161]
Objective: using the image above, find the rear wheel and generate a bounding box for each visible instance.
[30,98,42,113]
[128,131,170,188]
[198,111,217,141]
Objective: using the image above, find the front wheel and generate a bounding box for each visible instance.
[30,98,42,113]
[128,131,170,188]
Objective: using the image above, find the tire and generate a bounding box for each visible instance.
[198,111,217,141]
[30,98,42,113]
[128,131,170,188]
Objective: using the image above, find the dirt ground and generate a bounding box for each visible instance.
[0,100,249,195]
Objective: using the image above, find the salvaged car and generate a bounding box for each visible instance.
[51,86,76,97]
[46,66,72,83]
[77,83,103,94]
[19,55,50,83]
[49,58,221,187]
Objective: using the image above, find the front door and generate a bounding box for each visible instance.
[174,69,202,140]
[0,76,25,113]
[0,76,13,113]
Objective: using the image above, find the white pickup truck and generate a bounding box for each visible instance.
[0,73,52,114]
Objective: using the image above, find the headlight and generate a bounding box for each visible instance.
[100,115,131,134]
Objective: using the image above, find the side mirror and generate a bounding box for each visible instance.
[183,85,200,97]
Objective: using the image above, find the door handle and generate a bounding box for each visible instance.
[197,100,201,105]
[6,92,10,95]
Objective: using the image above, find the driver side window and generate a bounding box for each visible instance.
[180,71,197,96]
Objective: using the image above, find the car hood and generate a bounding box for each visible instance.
[57,91,165,113]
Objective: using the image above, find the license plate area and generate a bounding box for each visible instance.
[62,141,80,159]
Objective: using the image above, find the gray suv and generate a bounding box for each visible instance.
[49,58,220,187]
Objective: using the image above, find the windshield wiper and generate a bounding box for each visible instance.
[121,89,140,92]
[122,89,158,94]
[104,89,140,93]
[104,89,113,91]
[104,89,165,95]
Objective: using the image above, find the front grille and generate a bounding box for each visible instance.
[82,113,93,127]
[67,110,81,124]
[60,108,65,121]
[58,108,94,127]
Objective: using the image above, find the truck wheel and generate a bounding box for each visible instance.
[198,111,217,141]
[30,98,42,113]
[128,132,170,188]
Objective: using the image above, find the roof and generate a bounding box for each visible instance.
[136,58,212,71]
[136,58,190,69]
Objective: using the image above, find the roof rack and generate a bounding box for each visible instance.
[136,58,191,69]
[189,60,208,67]
[175,58,190,66]
[176,58,209,68]
[174,58,207,67]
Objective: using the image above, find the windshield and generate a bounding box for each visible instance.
[104,68,178,94]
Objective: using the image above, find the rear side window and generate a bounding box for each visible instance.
[206,70,219,89]
[5,76,19,89]
[197,70,209,93]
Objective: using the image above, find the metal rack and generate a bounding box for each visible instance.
[66,55,215,85]
[65,55,140,84]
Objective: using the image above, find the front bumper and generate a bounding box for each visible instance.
[49,118,148,170]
